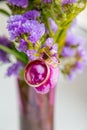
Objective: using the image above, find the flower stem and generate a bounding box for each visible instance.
[0,45,28,64]
[0,9,10,16]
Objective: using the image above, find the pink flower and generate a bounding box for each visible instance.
[24,59,59,94]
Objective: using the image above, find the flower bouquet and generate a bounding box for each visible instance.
[0,0,87,130]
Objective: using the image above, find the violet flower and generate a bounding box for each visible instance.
[18,39,28,52]
[7,61,23,76]
[23,10,40,20]
[48,18,58,33]
[76,47,87,65]
[7,15,45,44]
[68,69,76,80]
[0,50,9,63]
[74,61,85,73]
[61,31,86,58]
[45,38,54,47]
[65,32,85,46]
[7,0,28,8]
[42,37,58,62]
[0,37,11,62]
[44,0,52,3]
[26,50,37,61]
[61,46,75,57]
[62,0,78,4]
[67,44,87,80]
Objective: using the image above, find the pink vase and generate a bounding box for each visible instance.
[17,78,56,130]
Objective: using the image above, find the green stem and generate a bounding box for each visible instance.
[0,45,28,64]
[0,9,10,16]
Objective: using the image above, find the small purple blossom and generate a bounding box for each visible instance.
[0,37,11,62]
[62,0,78,4]
[76,47,87,64]
[7,61,23,76]
[61,46,75,57]
[65,32,84,46]
[44,0,52,3]
[68,69,76,80]
[18,39,27,52]
[27,20,45,44]
[43,38,58,53]
[67,59,86,80]
[23,10,40,20]
[7,15,27,40]
[7,0,28,8]
[64,41,87,80]
[74,61,84,73]
[0,37,11,47]
[51,44,58,52]
[26,50,37,61]
[0,50,9,62]
[7,15,45,44]
[42,37,58,62]
[45,38,54,48]
[48,18,58,33]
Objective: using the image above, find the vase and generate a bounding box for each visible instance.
[17,78,56,130]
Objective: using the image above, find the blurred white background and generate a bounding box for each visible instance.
[0,2,87,130]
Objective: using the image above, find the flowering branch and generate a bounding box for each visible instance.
[0,0,87,94]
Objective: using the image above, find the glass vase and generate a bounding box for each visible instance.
[17,78,56,130]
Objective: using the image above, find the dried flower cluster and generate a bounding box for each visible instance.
[0,0,87,94]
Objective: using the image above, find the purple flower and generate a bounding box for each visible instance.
[0,36,11,47]
[62,0,78,4]
[62,33,87,80]
[7,15,45,44]
[44,0,52,3]
[74,61,84,73]
[68,69,76,80]
[0,50,9,62]
[76,47,87,64]
[7,61,23,76]
[7,0,28,8]
[65,32,84,46]
[67,60,86,80]
[0,37,11,62]
[51,44,58,52]
[23,10,40,20]
[61,46,75,57]
[48,18,58,33]
[26,50,37,61]
[27,20,45,44]
[67,46,87,80]
[18,39,27,52]
[43,38,58,52]
[42,38,58,63]
[7,15,27,40]
[45,38,54,48]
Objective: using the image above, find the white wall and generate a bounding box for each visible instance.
[0,2,87,130]
[0,3,20,130]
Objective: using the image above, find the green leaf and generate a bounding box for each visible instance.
[0,8,10,16]
[0,45,28,64]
